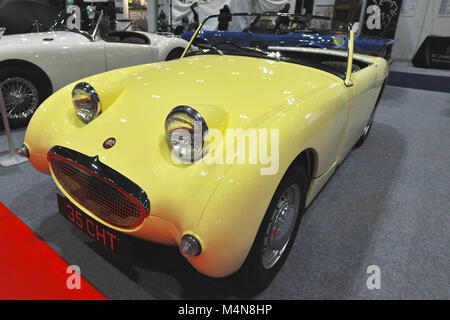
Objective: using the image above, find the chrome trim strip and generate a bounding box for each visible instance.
[268,46,375,65]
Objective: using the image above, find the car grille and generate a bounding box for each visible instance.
[50,156,148,229]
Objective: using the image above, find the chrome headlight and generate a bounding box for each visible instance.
[165,106,208,162]
[72,82,101,124]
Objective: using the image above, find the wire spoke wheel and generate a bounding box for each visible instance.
[1,77,39,120]
[261,184,301,270]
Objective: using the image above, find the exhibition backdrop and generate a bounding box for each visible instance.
[392,0,450,61]
[361,0,403,40]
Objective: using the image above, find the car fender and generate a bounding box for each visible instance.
[145,32,189,60]
[187,84,350,277]
[0,31,107,91]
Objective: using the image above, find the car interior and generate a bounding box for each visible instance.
[275,48,368,76]
[103,31,150,45]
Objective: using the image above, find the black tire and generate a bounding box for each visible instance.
[353,81,387,149]
[237,165,308,295]
[0,66,50,129]
[165,48,185,61]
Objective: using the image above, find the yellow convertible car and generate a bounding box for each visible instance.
[19,14,388,292]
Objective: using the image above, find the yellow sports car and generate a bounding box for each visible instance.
[19,14,388,292]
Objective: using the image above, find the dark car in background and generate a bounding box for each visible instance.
[0,0,62,35]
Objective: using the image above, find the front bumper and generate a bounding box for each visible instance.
[28,143,265,278]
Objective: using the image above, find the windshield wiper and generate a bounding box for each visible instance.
[195,42,224,56]
[247,47,282,61]
[242,46,269,55]
[214,41,280,61]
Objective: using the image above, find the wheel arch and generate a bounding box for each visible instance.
[165,47,185,61]
[0,59,53,95]
[190,147,320,277]
[287,147,319,185]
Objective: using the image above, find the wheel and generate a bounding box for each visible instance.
[237,165,308,294]
[165,48,185,61]
[0,66,49,128]
[353,105,377,149]
[353,81,386,149]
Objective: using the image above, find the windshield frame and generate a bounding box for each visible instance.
[49,9,104,42]
[180,12,355,82]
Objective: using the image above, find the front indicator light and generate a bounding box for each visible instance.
[179,235,202,258]
[16,144,29,158]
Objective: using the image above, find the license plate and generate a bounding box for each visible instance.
[57,194,130,255]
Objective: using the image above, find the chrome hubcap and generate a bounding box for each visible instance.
[261,184,301,270]
[1,77,39,120]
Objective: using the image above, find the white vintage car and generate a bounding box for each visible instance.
[0,16,188,127]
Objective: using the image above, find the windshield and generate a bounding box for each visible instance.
[245,14,332,35]
[182,13,357,79]
[49,9,105,41]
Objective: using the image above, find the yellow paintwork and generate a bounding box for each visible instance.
[345,30,354,87]
[24,49,388,277]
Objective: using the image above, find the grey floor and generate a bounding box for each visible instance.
[0,86,449,299]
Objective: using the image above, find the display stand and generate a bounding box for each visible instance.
[0,87,28,167]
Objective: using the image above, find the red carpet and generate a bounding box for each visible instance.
[0,202,107,300]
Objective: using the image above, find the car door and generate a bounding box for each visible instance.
[103,39,156,71]
[339,67,379,156]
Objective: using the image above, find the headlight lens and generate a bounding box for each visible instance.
[165,106,208,162]
[72,82,101,123]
